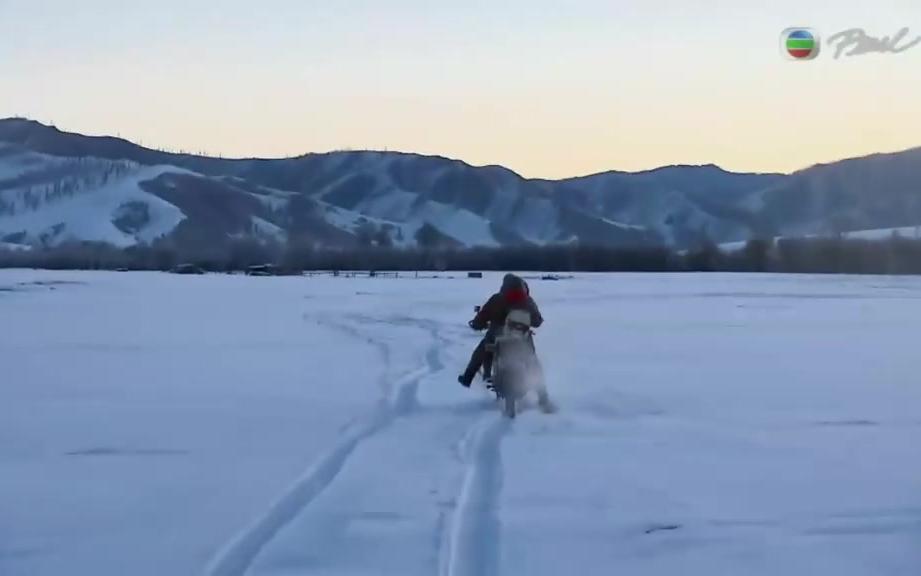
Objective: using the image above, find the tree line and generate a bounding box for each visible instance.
[3,235,921,275]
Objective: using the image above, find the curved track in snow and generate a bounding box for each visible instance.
[206,308,515,576]
[206,313,445,576]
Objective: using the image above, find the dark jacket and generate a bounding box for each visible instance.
[470,275,543,333]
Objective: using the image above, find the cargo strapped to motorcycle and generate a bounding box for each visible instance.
[505,309,531,333]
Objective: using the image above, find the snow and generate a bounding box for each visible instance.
[843,226,921,240]
[0,241,31,251]
[323,192,500,247]
[717,239,749,252]
[1,271,920,576]
[320,201,415,247]
[249,216,286,243]
[719,226,921,252]
[507,196,560,244]
[0,158,188,247]
[600,216,649,231]
[409,200,500,247]
[357,189,419,222]
[0,146,58,182]
[244,186,295,212]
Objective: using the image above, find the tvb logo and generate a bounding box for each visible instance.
[781,28,820,60]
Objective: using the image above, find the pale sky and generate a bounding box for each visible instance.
[1,0,920,178]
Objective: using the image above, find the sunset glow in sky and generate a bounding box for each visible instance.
[2,0,920,178]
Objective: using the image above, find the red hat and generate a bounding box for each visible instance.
[505,287,527,304]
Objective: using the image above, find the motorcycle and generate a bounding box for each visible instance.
[473,306,546,418]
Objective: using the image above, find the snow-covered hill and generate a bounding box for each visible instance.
[0,145,188,247]
[755,148,921,237]
[1,118,920,252]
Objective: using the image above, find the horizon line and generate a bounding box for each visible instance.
[2,116,919,182]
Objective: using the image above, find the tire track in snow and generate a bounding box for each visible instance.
[331,312,516,576]
[205,368,427,576]
[315,316,394,401]
[345,314,455,413]
[206,313,445,576]
[442,415,510,576]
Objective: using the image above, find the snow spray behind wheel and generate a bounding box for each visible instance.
[488,310,547,418]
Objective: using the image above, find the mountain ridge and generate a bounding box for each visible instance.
[0,118,918,253]
[0,118,779,180]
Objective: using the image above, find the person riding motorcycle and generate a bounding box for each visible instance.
[459,274,553,409]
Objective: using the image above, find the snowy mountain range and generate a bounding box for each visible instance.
[1,117,919,251]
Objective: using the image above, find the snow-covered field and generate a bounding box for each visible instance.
[2,270,920,576]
